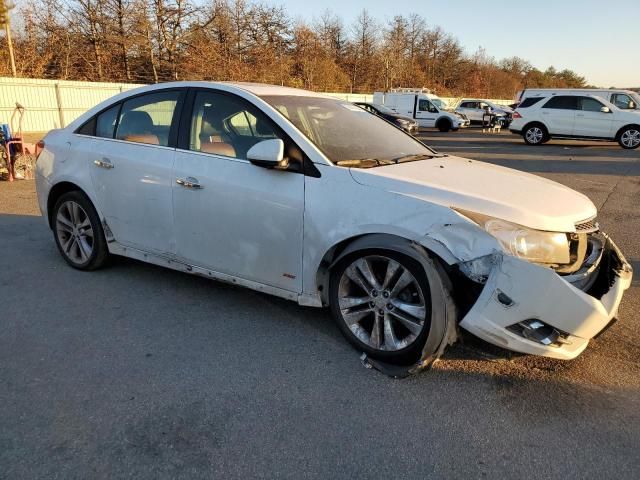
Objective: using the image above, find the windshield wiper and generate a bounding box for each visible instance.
[391,153,446,164]
[335,158,395,168]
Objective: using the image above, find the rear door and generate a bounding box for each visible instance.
[88,89,184,254]
[540,96,577,135]
[573,96,614,138]
[392,95,415,118]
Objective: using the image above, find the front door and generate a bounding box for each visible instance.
[89,89,183,254]
[573,96,614,138]
[172,89,305,292]
[414,98,439,127]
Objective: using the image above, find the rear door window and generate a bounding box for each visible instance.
[96,105,120,138]
[542,96,578,110]
[116,91,181,146]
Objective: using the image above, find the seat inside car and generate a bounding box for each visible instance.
[199,107,236,157]
[117,111,160,145]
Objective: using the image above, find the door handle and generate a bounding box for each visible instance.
[176,177,203,189]
[94,158,114,169]
[576,113,585,117]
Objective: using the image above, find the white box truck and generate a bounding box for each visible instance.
[373,88,470,132]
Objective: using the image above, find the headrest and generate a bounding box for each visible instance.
[118,111,154,139]
[254,116,273,136]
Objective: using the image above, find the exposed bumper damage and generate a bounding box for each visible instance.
[457,233,632,360]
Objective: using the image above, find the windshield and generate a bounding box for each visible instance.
[261,95,435,165]
[431,98,448,109]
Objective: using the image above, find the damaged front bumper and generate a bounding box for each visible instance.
[458,235,633,360]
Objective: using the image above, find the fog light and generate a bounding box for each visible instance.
[507,319,571,347]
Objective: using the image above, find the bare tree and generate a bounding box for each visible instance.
[2,1,589,97]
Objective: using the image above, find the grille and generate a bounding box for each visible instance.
[575,218,599,233]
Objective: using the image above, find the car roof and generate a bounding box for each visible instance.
[114,81,331,98]
[527,92,603,97]
[223,82,329,97]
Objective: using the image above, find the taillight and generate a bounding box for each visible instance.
[35,140,45,160]
[512,111,522,119]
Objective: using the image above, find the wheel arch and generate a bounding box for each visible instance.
[314,233,447,307]
[46,181,94,229]
[522,120,548,134]
[436,117,452,129]
[615,123,640,140]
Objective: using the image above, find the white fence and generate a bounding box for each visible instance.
[0,77,143,133]
[0,77,512,133]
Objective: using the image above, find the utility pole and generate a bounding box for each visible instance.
[0,0,16,77]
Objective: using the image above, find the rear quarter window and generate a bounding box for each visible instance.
[518,97,544,108]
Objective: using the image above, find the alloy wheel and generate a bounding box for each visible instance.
[621,129,640,148]
[337,255,428,352]
[55,200,95,265]
[525,127,544,144]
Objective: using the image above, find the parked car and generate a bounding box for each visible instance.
[516,88,640,111]
[373,89,470,132]
[354,102,419,133]
[455,99,513,126]
[36,82,632,367]
[510,93,640,149]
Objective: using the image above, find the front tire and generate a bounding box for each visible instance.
[617,126,640,149]
[523,124,547,145]
[52,191,109,270]
[330,250,436,365]
[437,119,452,132]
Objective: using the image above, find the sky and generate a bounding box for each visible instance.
[278,0,640,88]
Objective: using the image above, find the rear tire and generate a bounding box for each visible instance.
[617,126,640,149]
[52,191,109,270]
[523,124,548,145]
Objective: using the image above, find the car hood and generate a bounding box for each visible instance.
[618,109,640,119]
[349,155,597,232]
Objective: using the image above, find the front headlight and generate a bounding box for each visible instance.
[456,209,570,264]
[396,119,410,125]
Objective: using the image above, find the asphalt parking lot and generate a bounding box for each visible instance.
[1,129,639,479]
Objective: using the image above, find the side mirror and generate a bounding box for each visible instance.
[247,139,286,169]
[600,106,611,113]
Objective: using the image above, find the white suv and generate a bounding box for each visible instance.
[510,94,640,149]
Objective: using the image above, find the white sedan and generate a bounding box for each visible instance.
[36,82,632,367]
